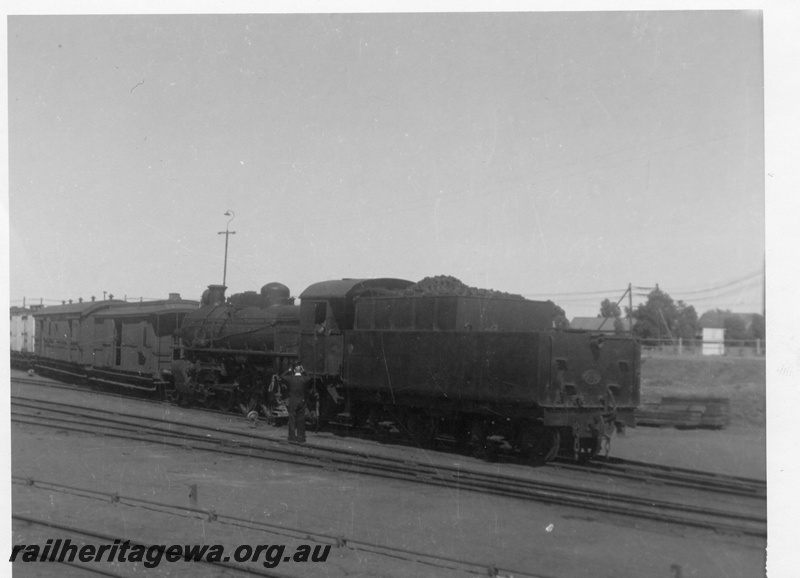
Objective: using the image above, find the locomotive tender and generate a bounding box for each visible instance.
[297,277,640,461]
[16,276,640,461]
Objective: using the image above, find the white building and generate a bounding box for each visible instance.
[10,307,36,352]
[702,327,725,356]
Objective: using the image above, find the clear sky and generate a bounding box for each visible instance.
[8,9,765,319]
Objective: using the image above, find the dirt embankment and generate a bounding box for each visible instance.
[640,355,766,429]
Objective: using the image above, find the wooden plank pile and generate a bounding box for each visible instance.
[635,396,731,429]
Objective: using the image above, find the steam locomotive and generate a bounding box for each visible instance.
[171,282,300,418]
[22,276,640,462]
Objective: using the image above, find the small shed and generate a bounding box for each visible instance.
[702,327,725,356]
[570,317,632,333]
[10,306,36,352]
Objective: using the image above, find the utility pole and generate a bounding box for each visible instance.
[628,282,633,328]
[218,210,236,287]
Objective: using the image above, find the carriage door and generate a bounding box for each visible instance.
[114,321,123,366]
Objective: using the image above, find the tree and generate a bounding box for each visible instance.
[674,300,699,341]
[698,309,764,345]
[598,299,629,333]
[749,314,765,343]
[632,287,700,341]
[724,316,748,345]
[550,302,570,329]
[599,298,622,319]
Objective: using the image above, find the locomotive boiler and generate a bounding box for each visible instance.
[172,283,300,413]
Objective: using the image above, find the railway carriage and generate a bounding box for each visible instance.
[31,299,128,381]
[88,297,200,394]
[30,296,198,395]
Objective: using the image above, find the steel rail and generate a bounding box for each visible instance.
[12,375,767,498]
[551,458,766,498]
[10,376,769,501]
[12,389,768,506]
[13,476,544,578]
[11,513,288,577]
[12,399,767,539]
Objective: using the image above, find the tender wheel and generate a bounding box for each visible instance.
[454,417,470,450]
[174,390,193,408]
[525,427,561,464]
[405,411,437,445]
[469,419,495,461]
[541,428,561,462]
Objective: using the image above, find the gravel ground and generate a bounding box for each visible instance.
[10,375,766,578]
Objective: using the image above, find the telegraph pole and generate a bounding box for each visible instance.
[628,282,633,326]
[218,210,236,287]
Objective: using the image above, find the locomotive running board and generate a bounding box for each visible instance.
[33,364,87,380]
[182,346,298,358]
[87,377,161,392]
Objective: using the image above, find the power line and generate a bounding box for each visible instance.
[669,270,763,297]
[522,288,627,299]
[681,278,762,303]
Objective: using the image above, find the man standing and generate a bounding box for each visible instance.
[281,364,312,443]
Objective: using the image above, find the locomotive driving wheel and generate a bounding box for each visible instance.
[215,389,236,412]
[236,380,260,415]
[195,370,220,409]
[238,391,259,415]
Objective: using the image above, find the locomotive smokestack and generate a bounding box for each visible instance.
[206,285,227,306]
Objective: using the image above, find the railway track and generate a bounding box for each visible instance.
[12,512,288,577]
[552,456,766,499]
[12,373,767,499]
[13,476,535,578]
[11,390,767,540]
